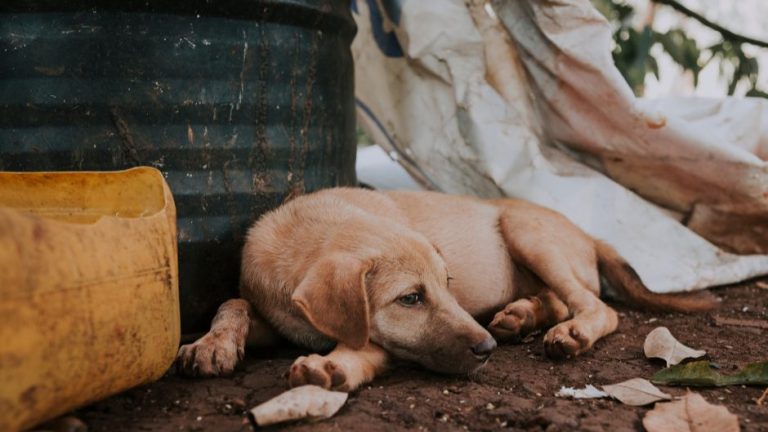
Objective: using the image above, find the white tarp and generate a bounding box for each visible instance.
[351,0,768,293]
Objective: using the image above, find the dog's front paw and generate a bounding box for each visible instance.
[488,303,533,341]
[287,354,349,391]
[176,332,244,377]
[543,321,591,359]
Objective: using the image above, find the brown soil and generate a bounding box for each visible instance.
[76,282,768,432]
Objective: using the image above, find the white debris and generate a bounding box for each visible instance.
[555,385,609,399]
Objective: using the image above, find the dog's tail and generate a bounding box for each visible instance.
[595,240,719,312]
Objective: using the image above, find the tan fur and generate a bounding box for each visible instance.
[595,240,720,312]
[177,188,716,388]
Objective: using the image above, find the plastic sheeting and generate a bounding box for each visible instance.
[351,0,768,293]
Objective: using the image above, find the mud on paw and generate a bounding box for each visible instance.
[175,333,244,377]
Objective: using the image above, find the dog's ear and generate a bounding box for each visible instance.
[291,254,372,349]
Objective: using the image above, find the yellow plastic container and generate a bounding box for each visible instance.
[0,167,180,431]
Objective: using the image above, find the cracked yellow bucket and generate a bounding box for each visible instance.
[0,167,179,431]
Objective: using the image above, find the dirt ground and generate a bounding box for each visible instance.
[75,281,768,432]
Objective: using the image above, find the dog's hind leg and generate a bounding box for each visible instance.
[176,298,278,376]
[488,290,570,342]
[287,343,389,392]
[494,201,618,358]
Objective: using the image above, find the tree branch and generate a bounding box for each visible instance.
[651,0,768,49]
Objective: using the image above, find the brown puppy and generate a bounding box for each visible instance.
[176,188,716,391]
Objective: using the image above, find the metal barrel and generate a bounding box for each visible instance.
[0,0,357,334]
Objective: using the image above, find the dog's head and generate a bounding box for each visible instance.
[291,229,495,374]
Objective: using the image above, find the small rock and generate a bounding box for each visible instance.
[486,403,495,410]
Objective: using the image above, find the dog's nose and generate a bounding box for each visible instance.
[471,337,497,360]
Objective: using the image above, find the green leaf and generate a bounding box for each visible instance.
[647,55,660,80]
[655,29,702,86]
[747,87,768,98]
[652,360,768,387]
[590,0,634,28]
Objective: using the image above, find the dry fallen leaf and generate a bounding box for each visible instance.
[644,327,706,367]
[642,392,739,432]
[601,378,672,406]
[248,385,348,427]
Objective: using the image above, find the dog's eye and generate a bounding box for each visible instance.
[398,293,423,306]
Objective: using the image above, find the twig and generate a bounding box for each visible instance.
[651,0,768,49]
[757,387,768,406]
[712,315,768,330]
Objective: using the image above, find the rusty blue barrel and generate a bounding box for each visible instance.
[0,0,357,334]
